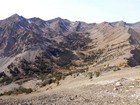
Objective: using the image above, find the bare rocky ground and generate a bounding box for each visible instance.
[1,67,140,105]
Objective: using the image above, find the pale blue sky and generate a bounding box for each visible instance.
[0,0,140,23]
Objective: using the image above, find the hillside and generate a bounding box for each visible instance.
[1,67,140,105]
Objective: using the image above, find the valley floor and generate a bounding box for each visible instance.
[1,67,140,105]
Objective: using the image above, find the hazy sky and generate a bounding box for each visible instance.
[0,0,140,23]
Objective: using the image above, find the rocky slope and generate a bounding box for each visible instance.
[1,67,140,105]
[0,14,140,92]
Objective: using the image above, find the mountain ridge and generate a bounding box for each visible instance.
[0,14,140,88]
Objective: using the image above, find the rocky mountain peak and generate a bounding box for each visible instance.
[6,14,25,22]
[0,14,28,29]
[111,21,129,27]
[9,13,20,18]
[47,17,65,23]
[46,17,71,32]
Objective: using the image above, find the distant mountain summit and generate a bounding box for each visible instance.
[0,14,140,86]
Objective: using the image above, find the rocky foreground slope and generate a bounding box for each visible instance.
[0,14,140,104]
[1,67,140,105]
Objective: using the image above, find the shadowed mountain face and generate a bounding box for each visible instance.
[0,14,140,85]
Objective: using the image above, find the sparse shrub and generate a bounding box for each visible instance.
[89,72,93,79]
[41,80,48,87]
[68,72,72,76]
[48,79,53,85]
[0,76,12,85]
[13,87,33,94]
[53,72,62,80]
[113,67,121,72]
[3,91,13,95]
[77,73,79,76]
[56,80,60,86]
[16,78,32,85]
[0,87,33,96]
[95,71,100,77]
[20,88,33,94]
[0,93,3,96]
[73,74,76,78]
[41,78,56,86]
